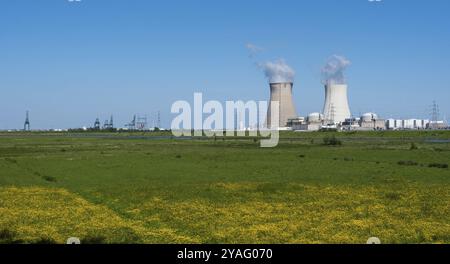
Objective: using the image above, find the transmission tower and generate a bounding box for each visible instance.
[430,100,440,129]
[157,111,161,128]
[109,115,114,129]
[136,115,148,131]
[329,103,336,124]
[23,111,30,131]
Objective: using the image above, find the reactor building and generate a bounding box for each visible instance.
[266,82,298,129]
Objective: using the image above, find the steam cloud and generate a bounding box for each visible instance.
[245,43,295,83]
[321,55,351,85]
[245,43,264,58]
[259,59,295,83]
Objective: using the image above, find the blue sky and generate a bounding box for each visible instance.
[1,0,449,129]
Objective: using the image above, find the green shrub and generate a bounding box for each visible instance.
[385,192,402,200]
[428,163,448,169]
[33,237,57,244]
[4,158,17,164]
[0,229,15,242]
[0,228,22,244]
[42,175,57,182]
[398,160,419,166]
[319,128,338,132]
[82,235,107,244]
[323,136,342,146]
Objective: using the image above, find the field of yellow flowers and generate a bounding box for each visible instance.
[0,131,449,243]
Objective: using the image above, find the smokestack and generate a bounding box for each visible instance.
[267,82,297,128]
[323,83,351,123]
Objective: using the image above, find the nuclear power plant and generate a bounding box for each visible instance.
[263,56,448,131]
[266,82,297,128]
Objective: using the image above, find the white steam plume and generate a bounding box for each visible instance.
[245,43,264,58]
[321,55,351,85]
[259,59,295,83]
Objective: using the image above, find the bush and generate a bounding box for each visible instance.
[0,228,22,244]
[33,237,57,244]
[323,136,342,146]
[82,235,107,244]
[428,163,448,169]
[319,128,338,132]
[4,158,17,164]
[398,160,419,166]
[42,175,57,182]
[0,229,15,242]
[410,143,418,150]
[385,192,402,200]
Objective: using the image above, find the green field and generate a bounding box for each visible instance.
[0,131,449,244]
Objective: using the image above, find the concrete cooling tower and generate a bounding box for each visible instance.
[267,82,297,128]
[322,84,351,124]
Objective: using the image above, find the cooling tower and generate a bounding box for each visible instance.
[267,82,297,128]
[322,84,351,123]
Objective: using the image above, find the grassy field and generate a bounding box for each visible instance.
[0,131,449,244]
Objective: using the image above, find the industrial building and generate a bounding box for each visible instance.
[386,119,430,130]
[358,113,386,130]
[428,121,447,129]
[291,112,386,132]
[289,113,324,131]
[385,119,447,130]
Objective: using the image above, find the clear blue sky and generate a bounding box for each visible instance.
[1,0,449,129]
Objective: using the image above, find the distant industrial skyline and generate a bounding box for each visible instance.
[1,0,449,129]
